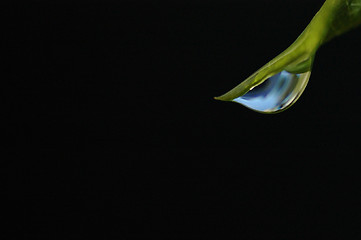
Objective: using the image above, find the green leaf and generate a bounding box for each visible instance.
[215,0,361,105]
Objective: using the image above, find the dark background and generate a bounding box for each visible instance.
[5,0,361,238]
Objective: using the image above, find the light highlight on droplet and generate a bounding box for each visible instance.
[232,70,311,113]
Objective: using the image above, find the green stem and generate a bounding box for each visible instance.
[215,0,361,102]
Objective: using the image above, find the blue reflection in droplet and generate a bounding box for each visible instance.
[232,70,311,113]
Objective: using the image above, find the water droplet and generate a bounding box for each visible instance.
[232,70,311,113]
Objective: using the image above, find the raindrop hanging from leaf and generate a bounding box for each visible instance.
[215,0,361,113]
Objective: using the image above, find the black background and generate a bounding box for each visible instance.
[5,0,361,238]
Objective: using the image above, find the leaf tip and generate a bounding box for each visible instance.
[213,95,226,101]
